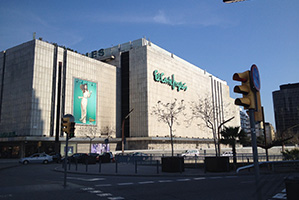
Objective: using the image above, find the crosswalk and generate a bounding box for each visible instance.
[73,175,287,200]
[78,176,238,199]
[270,189,287,200]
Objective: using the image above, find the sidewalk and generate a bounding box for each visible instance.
[53,161,238,177]
[0,159,242,177]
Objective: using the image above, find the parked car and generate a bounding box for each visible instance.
[181,150,200,157]
[19,153,53,164]
[49,152,62,163]
[88,153,100,162]
[99,152,114,163]
[130,152,149,161]
[61,153,89,164]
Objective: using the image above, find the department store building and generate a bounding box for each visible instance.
[0,38,240,158]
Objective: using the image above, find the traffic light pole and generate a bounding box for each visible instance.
[248,109,262,200]
[63,133,69,188]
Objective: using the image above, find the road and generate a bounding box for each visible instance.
[0,163,295,200]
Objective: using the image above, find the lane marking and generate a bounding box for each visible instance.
[97,193,113,197]
[88,190,103,194]
[108,197,125,200]
[95,184,112,187]
[272,193,287,199]
[194,177,206,180]
[158,180,174,183]
[138,181,154,184]
[118,183,134,186]
[176,179,191,182]
[80,187,95,191]
[68,177,105,181]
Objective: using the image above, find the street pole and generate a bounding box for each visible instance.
[262,106,269,161]
[248,109,262,200]
[122,108,134,154]
[63,134,69,188]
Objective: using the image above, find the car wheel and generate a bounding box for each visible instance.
[23,160,29,165]
[43,160,49,164]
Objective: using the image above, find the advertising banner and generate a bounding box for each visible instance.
[73,78,97,125]
[91,143,110,154]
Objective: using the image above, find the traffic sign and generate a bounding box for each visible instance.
[250,64,261,91]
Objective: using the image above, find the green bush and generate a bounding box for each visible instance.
[282,149,299,160]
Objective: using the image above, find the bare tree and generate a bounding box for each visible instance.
[99,125,115,138]
[151,98,185,157]
[189,96,235,156]
[85,127,97,153]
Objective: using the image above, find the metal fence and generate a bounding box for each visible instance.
[115,154,284,165]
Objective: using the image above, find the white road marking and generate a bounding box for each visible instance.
[80,187,95,191]
[176,179,191,182]
[88,190,103,194]
[108,197,125,200]
[194,177,206,180]
[138,181,154,184]
[281,189,286,192]
[158,180,174,183]
[272,193,287,199]
[68,177,105,181]
[95,184,112,187]
[96,193,113,197]
[118,182,134,186]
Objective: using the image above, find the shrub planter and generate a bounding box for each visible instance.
[285,176,299,200]
[161,156,184,172]
[204,157,229,172]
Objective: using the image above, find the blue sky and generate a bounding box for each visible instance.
[1,0,298,128]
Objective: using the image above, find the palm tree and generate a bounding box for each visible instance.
[220,126,250,166]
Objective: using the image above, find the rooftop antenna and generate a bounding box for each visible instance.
[33,32,36,40]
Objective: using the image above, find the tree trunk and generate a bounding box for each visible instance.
[170,126,174,157]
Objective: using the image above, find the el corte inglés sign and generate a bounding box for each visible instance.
[153,70,187,92]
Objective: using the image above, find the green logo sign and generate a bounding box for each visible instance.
[153,70,187,92]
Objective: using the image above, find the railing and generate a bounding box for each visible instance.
[115,154,284,165]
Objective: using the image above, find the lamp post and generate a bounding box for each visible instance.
[122,108,134,154]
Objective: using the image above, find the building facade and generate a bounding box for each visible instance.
[273,83,299,141]
[89,38,240,150]
[0,38,240,158]
[0,40,117,158]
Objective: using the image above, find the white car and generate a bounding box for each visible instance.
[181,150,200,157]
[19,153,53,164]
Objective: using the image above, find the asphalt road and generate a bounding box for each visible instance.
[0,163,296,200]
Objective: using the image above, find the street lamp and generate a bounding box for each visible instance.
[122,108,134,154]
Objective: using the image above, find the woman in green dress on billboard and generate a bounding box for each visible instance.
[78,83,92,123]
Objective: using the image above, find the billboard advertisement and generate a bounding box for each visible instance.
[73,78,97,125]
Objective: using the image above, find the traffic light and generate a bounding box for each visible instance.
[62,117,71,133]
[233,70,256,109]
[254,91,263,122]
[68,122,76,139]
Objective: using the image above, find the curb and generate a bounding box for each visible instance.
[53,166,246,178]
